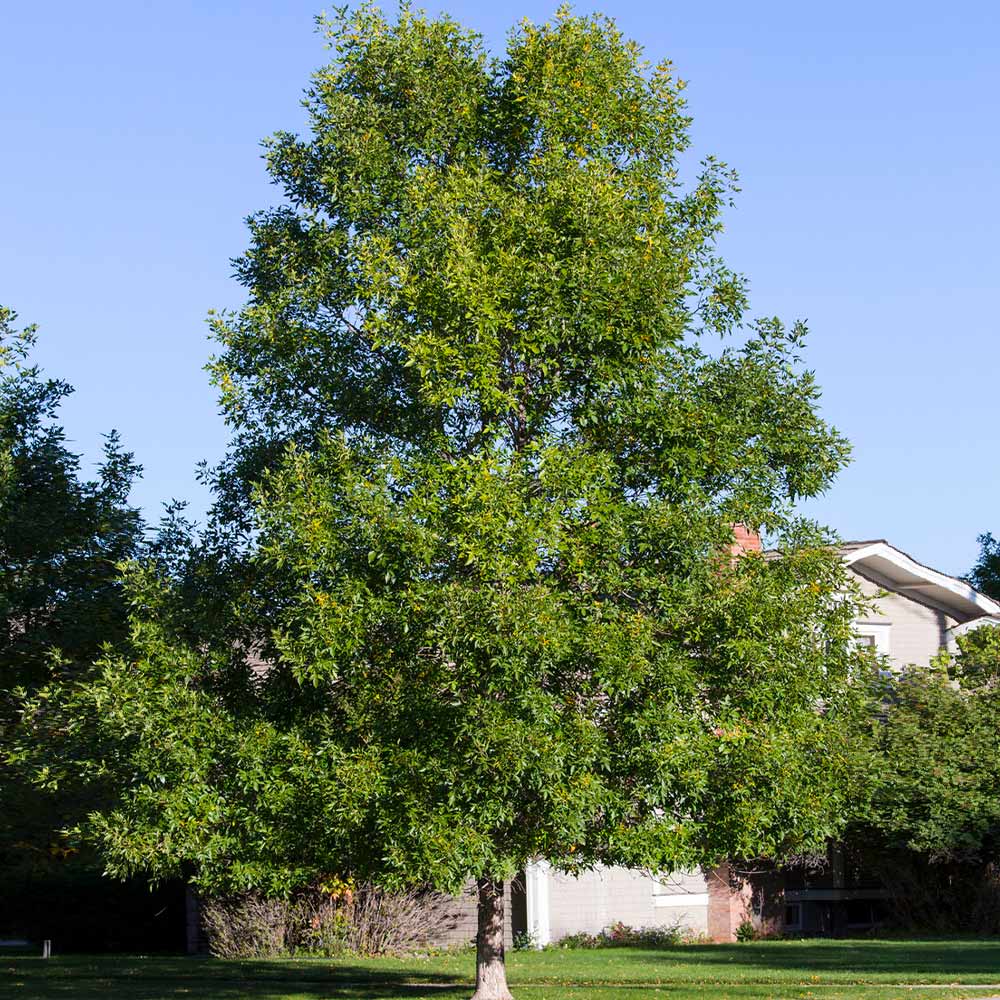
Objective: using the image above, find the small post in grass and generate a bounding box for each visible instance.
[42,939,51,959]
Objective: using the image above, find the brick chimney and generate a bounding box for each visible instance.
[731,523,762,556]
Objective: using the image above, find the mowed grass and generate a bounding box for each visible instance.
[3,939,1000,999]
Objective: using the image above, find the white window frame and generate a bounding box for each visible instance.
[854,621,891,658]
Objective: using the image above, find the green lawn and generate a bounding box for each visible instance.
[3,939,1000,999]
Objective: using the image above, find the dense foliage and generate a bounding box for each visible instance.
[0,306,143,877]
[16,9,864,994]
[843,626,1000,932]
[860,628,1000,862]
[968,532,1000,602]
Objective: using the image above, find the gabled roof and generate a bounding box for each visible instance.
[842,539,1000,623]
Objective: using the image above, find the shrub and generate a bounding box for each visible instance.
[511,930,537,951]
[201,884,464,958]
[200,894,288,959]
[556,920,687,949]
[874,856,1000,935]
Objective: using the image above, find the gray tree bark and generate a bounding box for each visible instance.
[470,876,514,1000]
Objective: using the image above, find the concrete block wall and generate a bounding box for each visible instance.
[428,882,516,950]
[544,865,709,941]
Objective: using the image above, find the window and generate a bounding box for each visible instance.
[854,622,891,658]
[845,899,887,928]
[784,903,802,930]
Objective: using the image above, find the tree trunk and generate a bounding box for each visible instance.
[470,876,514,1000]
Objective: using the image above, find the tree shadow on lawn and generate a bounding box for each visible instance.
[621,940,1000,980]
[1,957,470,1000]
[10,944,1000,999]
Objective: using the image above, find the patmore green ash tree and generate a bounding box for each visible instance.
[18,9,865,997]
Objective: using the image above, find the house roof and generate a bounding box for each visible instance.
[841,539,1000,623]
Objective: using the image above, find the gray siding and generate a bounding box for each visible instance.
[853,572,957,669]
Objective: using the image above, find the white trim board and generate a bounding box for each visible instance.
[845,541,1000,621]
[653,892,709,909]
[524,860,551,947]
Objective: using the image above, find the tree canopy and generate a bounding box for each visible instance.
[16,9,865,996]
[0,306,143,877]
[860,658,1000,863]
[969,532,1000,602]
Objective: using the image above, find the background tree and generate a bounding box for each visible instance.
[848,629,1000,931]
[968,532,1000,601]
[0,306,143,878]
[862,653,1000,862]
[17,10,865,996]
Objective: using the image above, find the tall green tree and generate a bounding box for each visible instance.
[18,10,865,996]
[0,306,143,875]
[968,533,1000,602]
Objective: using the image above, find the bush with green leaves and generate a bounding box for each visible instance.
[843,624,1000,933]
[859,638,1000,863]
[556,921,690,949]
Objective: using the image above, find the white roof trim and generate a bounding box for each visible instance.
[844,541,1000,622]
[948,616,1000,637]
[945,616,1000,653]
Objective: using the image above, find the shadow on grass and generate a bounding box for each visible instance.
[7,941,1000,999]
[623,939,1000,978]
[0,957,470,1000]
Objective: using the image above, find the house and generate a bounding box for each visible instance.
[508,538,1000,945]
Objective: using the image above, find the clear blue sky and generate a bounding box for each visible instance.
[2,1,997,576]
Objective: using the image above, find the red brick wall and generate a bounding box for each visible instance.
[706,864,786,942]
[706,864,752,942]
